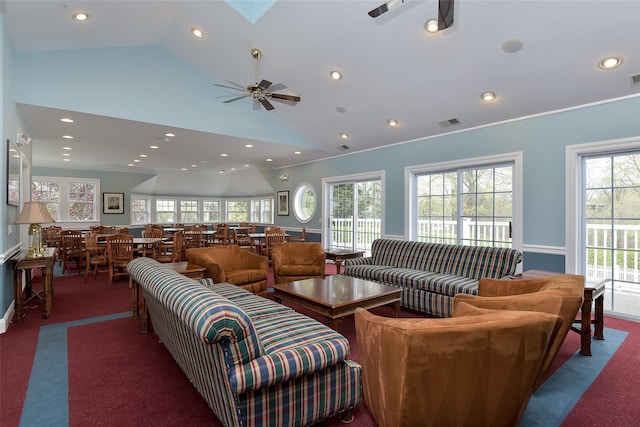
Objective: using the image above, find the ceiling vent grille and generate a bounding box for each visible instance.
[438,118,460,128]
[336,144,350,151]
[630,73,640,86]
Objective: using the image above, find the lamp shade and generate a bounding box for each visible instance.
[14,202,55,224]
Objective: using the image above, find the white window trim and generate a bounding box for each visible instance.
[404,152,523,250]
[322,170,386,246]
[566,136,640,274]
[33,175,101,225]
[293,182,316,224]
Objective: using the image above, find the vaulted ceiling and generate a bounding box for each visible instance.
[5,0,640,176]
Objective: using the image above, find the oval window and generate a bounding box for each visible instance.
[293,183,316,223]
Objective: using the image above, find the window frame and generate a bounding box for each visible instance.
[32,175,100,223]
[405,152,523,249]
[293,182,316,223]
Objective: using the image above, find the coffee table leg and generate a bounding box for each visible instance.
[335,259,343,274]
[328,317,342,331]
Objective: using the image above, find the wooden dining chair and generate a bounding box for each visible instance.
[183,226,204,251]
[212,224,229,245]
[263,227,287,260]
[153,230,184,263]
[234,228,254,252]
[288,227,307,242]
[106,234,134,286]
[84,232,108,282]
[61,230,85,274]
[44,226,63,265]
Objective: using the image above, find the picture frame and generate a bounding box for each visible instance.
[103,192,124,214]
[277,190,289,216]
[7,139,20,207]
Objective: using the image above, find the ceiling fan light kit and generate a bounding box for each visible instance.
[215,48,301,111]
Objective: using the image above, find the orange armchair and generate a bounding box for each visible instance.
[186,245,268,297]
[271,242,326,284]
[454,274,584,388]
[355,303,561,427]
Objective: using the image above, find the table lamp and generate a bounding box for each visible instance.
[14,202,55,258]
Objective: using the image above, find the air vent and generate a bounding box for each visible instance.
[630,73,640,86]
[336,144,350,151]
[438,118,461,128]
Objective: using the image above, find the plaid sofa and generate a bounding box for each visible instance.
[343,239,523,317]
[127,257,362,427]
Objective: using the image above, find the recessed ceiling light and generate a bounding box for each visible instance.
[230,167,236,171]
[330,70,342,80]
[62,153,71,157]
[150,145,159,149]
[191,164,197,168]
[266,158,273,162]
[63,158,71,162]
[63,146,72,150]
[340,133,350,139]
[424,19,439,33]
[191,27,205,39]
[219,170,225,174]
[60,117,74,123]
[387,119,398,127]
[165,133,175,137]
[599,56,622,70]
[502,39,524,54]
[62,135,74,139]
[134,159,141,163]
[220,153,229,157]
[481,91,497,101]
[244,164,251,167]
[294,151,301,154]
[72,12,91,22]
[128,164,135,167]
[244,144,254,148]
[181,167,187,171]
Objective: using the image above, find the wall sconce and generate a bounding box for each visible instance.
[279,174,289,181]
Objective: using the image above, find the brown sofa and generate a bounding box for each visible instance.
[271,242,326,284]
[185,245,268,296]
[355,302,561,427]
[454,274,584,388]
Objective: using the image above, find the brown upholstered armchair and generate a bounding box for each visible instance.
[454,274,584,388]
[355,302,562,427]
[271,242,326,284]
[185,245,268,296]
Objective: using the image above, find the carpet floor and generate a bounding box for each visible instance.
[1,264,639,426]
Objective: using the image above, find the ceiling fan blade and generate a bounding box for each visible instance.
[269,93,301,103]
[215,83,248,92]
[269,83,287,92]
[257,79,272,90]
[368,0,408,18]
[259,98,275,111]
[223,80,246,89]
[438,0,454,30]
[223,94,250,103]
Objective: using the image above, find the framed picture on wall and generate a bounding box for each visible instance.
[277,190,289,216]
[103,192,124,214]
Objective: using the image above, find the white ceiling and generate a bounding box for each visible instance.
[5,0,640,175]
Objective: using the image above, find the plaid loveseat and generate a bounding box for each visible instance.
[127,257,362,427]
[343,239,523,317]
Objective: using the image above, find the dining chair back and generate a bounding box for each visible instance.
[106,234,134,286]
[183,226,204,250]
[234,227,254,251]
[84,232,108,282]
[263,227,287,259]
[212,223,229,245]
[154,230,184,263]
[61,230,85,274]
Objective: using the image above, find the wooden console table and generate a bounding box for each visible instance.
[11,247,57,322]
[521,269,606,356]
[323,248,365,274]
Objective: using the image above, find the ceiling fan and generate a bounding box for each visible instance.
[368,0,454,31]
[215,48,301,111]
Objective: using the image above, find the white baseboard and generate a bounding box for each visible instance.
[0,302,15,334]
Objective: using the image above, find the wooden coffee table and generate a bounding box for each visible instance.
[323,248,365,274]
[273,275,402,331]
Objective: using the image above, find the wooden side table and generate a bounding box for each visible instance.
[130,262,206,332]
[11,247,57,322]
[521,269,606,356]
[323,248,365,274]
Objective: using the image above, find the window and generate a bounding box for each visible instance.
[226,200,249,222]
[407,153,522,248]
[131,197,150,224]
[568,137,640,319]
[323,171,384,253]
[293,183,316,223]
[202,200,220,223]
[251,197,273,223]
[180,200,199,223]
[32,176,99,222]
[156,199,176,223]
